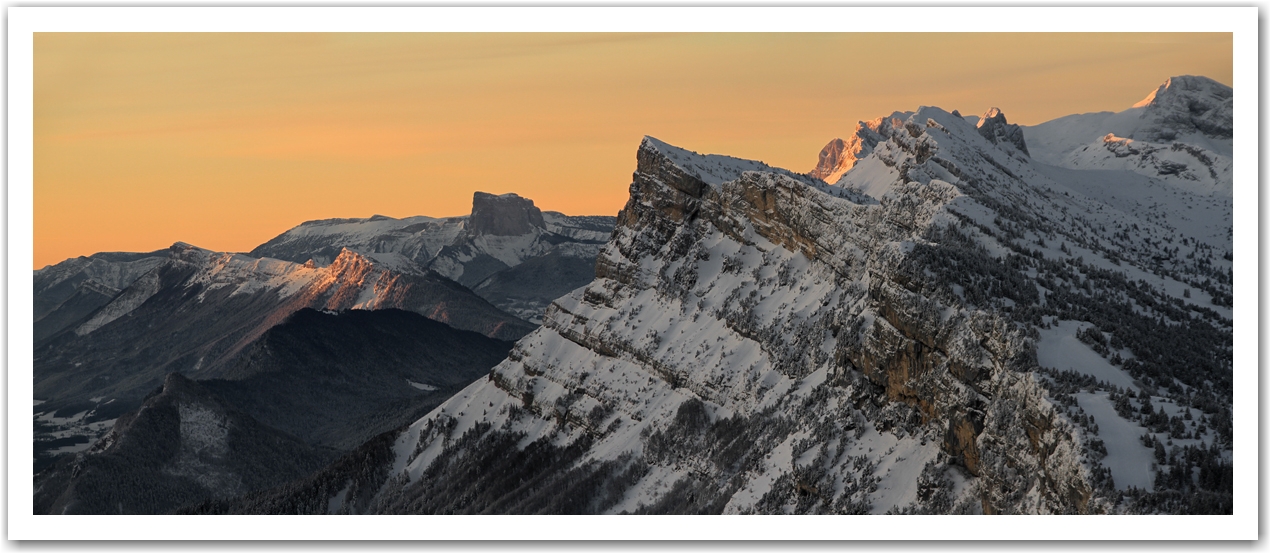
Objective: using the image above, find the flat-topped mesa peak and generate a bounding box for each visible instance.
[466,191,546,236]
[975,107,1030,157]
[1133,75,1232,140]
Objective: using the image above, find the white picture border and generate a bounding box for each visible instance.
[7,5,1258,542]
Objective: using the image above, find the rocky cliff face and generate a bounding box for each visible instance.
[808,122,884,185]
[976,108,1030,157]
[466,192,547,236]
[214,97,1231,515]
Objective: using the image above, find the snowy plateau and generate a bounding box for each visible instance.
[35,76,1232,515]
[191,76,1232,516]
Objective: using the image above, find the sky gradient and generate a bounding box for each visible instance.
[34,33,1232,269]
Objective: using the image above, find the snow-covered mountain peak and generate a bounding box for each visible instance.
[1132,75,1232,142]
[243,186,614,323]
[1022,75,1232,193]
[356,115,1167,515]
[170,241,209,255]
[466,191,547,237]
[1133,75,1231,109]
[832,105,1039,201]
[639,135,808,189]
[168,241,219,265]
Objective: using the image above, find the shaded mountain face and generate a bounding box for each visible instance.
[975,108,1030,157]
[33,250,168,343]
[471,245,603,324]
[466,191,546,236]
[37,309,514,514]
[227,94,1231,515]
[33,244,532,467]
[34,373,330,515]
[1023,75,1232,196]
[203,308,514,450]
[250,192,616,323]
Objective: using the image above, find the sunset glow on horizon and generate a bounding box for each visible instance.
[34,32,1232,269]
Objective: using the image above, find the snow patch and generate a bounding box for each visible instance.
[1036,320,1138,391]
[1075,392,1155,490]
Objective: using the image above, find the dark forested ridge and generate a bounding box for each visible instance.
[203,308,513,450]
[35,309,514,514]
[34,374,332,515]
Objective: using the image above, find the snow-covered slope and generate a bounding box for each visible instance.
[251,192,616,323]
[221,100,1231,515]
[250,215,463,268]
[33,250,168,342]
[1024,76,1232,195]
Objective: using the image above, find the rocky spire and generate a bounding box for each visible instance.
[809,124,884,184]
[976,108,1030,157]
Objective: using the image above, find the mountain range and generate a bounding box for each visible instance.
[34,75,1233,515]
[33,192,604,478]
[251,191,616,323]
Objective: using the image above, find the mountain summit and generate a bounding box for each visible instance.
[808,121,885,185]
[466,192,546,236]
[975,107,1030,156]
[1023,75,1232,195]
[1131,75,1232,141]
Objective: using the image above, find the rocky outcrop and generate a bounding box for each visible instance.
[809,138,855,184]
[809,124,885,184]
[466,192,547,236]
[976,108,1030,157]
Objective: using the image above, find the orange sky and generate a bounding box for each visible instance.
[34,33,1232,269]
